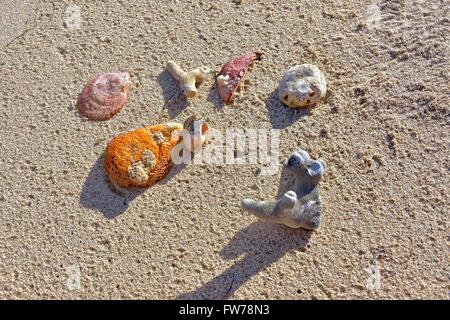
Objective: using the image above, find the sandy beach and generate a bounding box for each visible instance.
[0,0,448,299]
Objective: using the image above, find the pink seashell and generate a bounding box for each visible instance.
[77,72,131,121]
[216,52,262,104]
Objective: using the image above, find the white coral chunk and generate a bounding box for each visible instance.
[166,61,210,98]
[278,64,326,108]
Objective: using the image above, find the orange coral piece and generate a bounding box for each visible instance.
[104,123,183,188]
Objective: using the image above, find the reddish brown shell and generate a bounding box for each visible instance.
[77,72,131,121]
[216,52,262,104]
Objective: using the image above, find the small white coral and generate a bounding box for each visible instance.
[278,64,326,108]
[166,60,210,98]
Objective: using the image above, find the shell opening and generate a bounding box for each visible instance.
[182,116,209,153]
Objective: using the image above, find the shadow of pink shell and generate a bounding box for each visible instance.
[77,73,131,121]
[216,52,262,104]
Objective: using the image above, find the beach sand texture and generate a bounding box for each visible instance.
[0,0,448,299]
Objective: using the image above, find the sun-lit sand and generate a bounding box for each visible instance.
[0,0,448,299]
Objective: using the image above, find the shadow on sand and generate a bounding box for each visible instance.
[275,159,296,199]
[265,89,311,129]
[79,153,186,219]
[156,70,189,119]
[157,69,225,116]
[207,80,224,111]
[177,221,311,299]
[79,154,144,219]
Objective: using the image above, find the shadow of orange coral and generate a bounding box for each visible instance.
[79,153,186,219]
